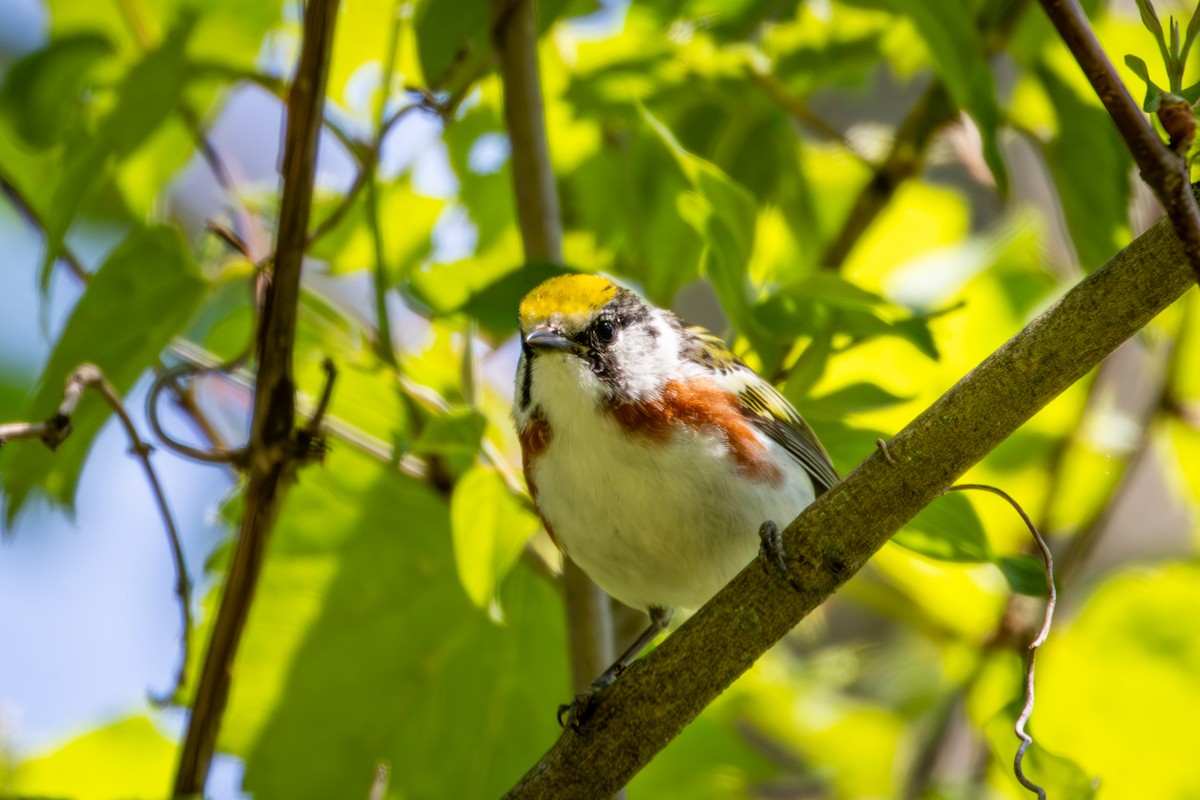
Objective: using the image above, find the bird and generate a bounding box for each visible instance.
[512,273,838,721]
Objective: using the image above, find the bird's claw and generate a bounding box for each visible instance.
[758,520,804,593]
[557,671,618,730]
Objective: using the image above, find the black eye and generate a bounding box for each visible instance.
[594,319,616,345]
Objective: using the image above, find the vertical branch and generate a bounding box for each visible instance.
[491,0,563,263]
[171,0,341,795]
[489,0,616,699]
[1036,0,1200,282]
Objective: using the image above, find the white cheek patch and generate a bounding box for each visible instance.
[608,315,680,401]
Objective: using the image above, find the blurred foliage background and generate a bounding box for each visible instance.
[0,0,1199,798]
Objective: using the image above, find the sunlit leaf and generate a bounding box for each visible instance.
[7,716,175,800]
[218,447,568,798]
[797,382,913,421]
[412,407,487,457]
[460,260,577,337]
[451,464,540,610]
[1124,53,1166,111]
[1035,563,1200,797]
[39,15,196,289]
[310,176,445,284]
[639,106,769,358]
[1036,63,1132,271]
[846,0,1007,190]
[983,702,1098,799]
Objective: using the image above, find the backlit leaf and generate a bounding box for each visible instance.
[2,226,207,525]
[451,464,541,609]
[893,491,992,562]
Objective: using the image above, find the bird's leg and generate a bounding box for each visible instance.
[758,520,804,593]
[558,605,673,729]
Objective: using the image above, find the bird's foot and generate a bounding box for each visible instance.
[758,520,804,593]
[557,670,619,730]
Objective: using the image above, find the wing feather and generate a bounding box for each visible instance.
[683,325,839,495]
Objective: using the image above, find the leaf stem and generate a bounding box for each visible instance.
[1036,0,1200,283]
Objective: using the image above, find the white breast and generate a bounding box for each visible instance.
[527,360,817,611]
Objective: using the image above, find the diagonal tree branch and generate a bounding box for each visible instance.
[502,192,1198,798]
[171,0,341,794]
[1036,0,1200,284]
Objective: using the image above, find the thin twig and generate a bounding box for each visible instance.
[146,359,249,465]
[946,484,1055,798]
[205,219,256,262]
[0,174,91,284]
[1036,0,1200,283]
[0,365,192,701]
[82,366,194,704]
[179,100,266,261]
[172,0,341,793]
[745,66,874,164]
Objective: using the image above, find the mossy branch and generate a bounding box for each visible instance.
[503,195,1198,799]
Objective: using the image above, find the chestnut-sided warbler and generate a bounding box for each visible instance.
[514,274,838,711]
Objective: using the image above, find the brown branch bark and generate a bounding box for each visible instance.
[502,193,1198,798]
[1036,0,1200,284]
[171,0,341,794]
[489,0,618,700]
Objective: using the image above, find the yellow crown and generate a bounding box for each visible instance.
[519,274,618,330]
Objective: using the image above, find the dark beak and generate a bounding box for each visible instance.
[524,328,574,351]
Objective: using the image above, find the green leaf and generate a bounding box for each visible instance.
[639,106,766,356]
[797,383,913,421]
[1037,63,1132,270]
[893,491,991,562]
[451,464,541,610]
[3,226,208,525]
[848,0,1007,191]
[441,84,517,253]
[460,261,577,337]
[782,327,833,400]
[0,33,115,149]
[1183,2,1200,64]
[1134,0,1165,41]
[629,711,777,798]
[1125,54,1166,111]
[801,419,885,477]
[310,176,445,284]
[7,716,175,800]
[415,0,490,89]
[1032,564,1200,797]
[411,407,488,458]
[40,15,196,289]
[216,447,568,799]
[996,554,1051,598]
